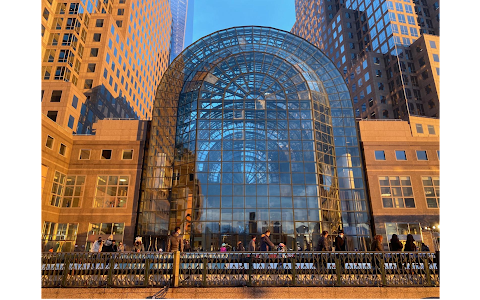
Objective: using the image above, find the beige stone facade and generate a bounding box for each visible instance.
[41,116,147,252]
[358,116,439,251]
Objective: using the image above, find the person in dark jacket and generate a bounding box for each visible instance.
[111,240,118,252]
[404,234,417,252]
[371,235,384,251]
[102,235,114,252]
[316,231,331,251]
[167,227,184,252]
[389,234,403,251]
[260,230,275,251]
[334,230,346,251]
[248,236,256,251]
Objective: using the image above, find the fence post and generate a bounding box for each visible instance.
[61,255,70,288]
[423,256,432,286]
[107,254,115,287]
[248,256,253,286]
[202,257,207,287]
[380,255,387,286]
[334,256,342,286]
[172,251,180,287]
[291,257,296,286]
[144,258,151,287]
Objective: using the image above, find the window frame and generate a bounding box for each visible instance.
[379,175,416,209]
[79,149,91,160]
[59,143,67,156]
[421,176,440,209]
[374,150,386,161]
[101,149,113,160]
[416,150,428,161]
[395,150,407,161]
[121,149,134,160]
[93,175,130,208]
[46,135,54,149]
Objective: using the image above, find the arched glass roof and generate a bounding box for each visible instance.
[154,26,352,114]
[142,26,370,247]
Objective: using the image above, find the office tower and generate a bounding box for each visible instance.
[41,0,173,133]
[168,0,190,62]
[292,0,440,120]
[358,116,439,250]
[138,26,372,251]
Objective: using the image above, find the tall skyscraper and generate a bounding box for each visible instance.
[137,26,372,251]
[292,0,440,120]
[41,0,173,133]
[168,0,191,62]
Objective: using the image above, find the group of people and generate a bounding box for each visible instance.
[372,233,429,252]
[88,235,138,253]
[79,228,431,253]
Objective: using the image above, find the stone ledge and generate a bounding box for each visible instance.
[42,287,439,299]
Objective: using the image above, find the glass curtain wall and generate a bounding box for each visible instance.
[138,26,371,251]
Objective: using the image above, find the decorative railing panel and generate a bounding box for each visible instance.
[42,251,439,288]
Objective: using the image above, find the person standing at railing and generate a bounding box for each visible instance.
[102,235,115,252]
[166,227,183,252]
[134,237,145,252]
[260,229,276,251]
[315,231,331,251]
[248,236,256,251]
[335,230,346,251]
[220,243,227,252]
[404,234,417,252]
[389,234,403,251]
[90,237,103,252]
[117,241,125,252]
[371,235,384,251]
[237,241,245,251]
[403,234,418,275]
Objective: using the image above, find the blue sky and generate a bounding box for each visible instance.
[189,0,295,45]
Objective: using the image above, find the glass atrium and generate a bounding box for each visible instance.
[138,26,371,251]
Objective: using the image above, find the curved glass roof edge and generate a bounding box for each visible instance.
[163,27,347,104]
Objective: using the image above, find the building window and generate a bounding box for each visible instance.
[93,33,101,42]
[422,176,440,208]
[429,40,437,49]
[84,79,93,89]
[379,176,415,208]
[87,63,96,72]
[375,150,385,160]
[46,135,54,149]
[416,150,428,161]
[437,150,440,160]
[78,150,90,160]
[101,149,112,160]
[59,143,67,156]
[43,8,50,20]
[71,95,79,109]
[94,176,129,208]
[47,111,58,122]
[432,54,439,62]
[50,171,66,207]
[51,90,62,102]
[427,125,436,135]
[415,124,423,134]
[90,48,99,57]
[395,150,407,161]
[42,222,78,252]
[62,175,85,207]
[117,9,125,15]
[68,115,75,129]
[95,19,104,27]
[122,149,133,160]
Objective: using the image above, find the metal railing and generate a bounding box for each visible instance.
[42,251,439,288]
